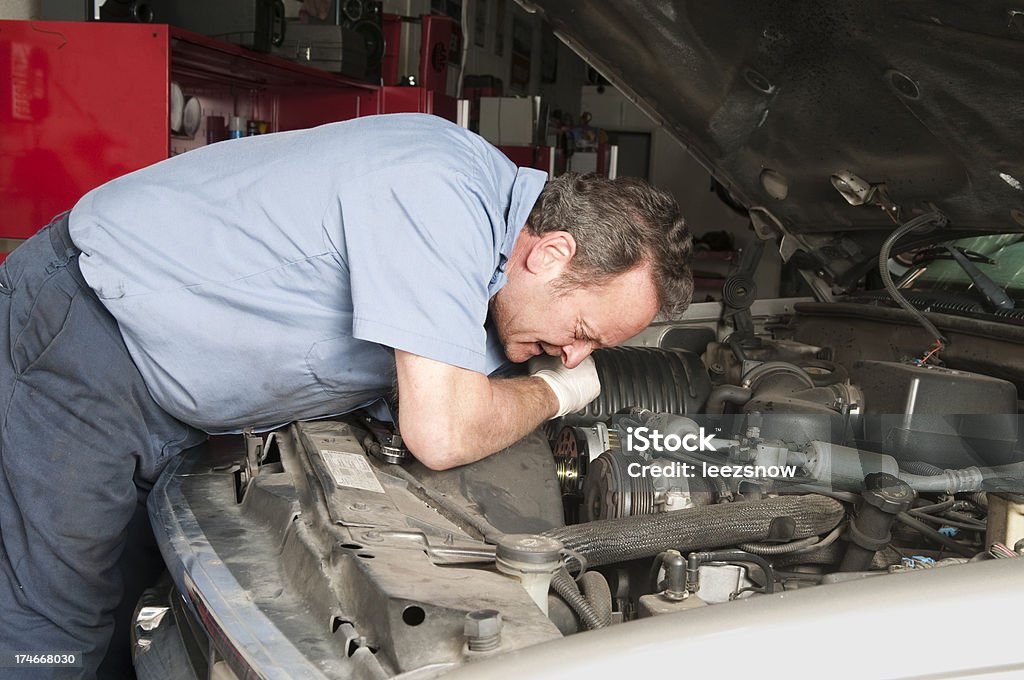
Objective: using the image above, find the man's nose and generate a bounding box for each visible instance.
[561,340,594,369]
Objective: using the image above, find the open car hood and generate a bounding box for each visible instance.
[527,1,1024,280]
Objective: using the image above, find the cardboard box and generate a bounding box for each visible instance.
[479,96,539,146]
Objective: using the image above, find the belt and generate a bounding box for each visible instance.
[46,211,91,292]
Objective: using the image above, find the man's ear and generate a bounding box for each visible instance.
[524,231,576,277]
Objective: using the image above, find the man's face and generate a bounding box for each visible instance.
[490,264,660,368]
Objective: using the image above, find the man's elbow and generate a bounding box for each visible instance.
[412,448,461,471]
[399,422,469,471]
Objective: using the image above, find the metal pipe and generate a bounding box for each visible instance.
[706,385,753,415]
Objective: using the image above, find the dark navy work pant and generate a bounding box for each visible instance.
[0,215,205,679]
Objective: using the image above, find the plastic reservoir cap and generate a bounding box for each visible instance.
[863,472,915,514]
[495,535,563,565]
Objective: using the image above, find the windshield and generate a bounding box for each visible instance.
[898,234,1024,303]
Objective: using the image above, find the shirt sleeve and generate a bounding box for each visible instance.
[336,164,498,374]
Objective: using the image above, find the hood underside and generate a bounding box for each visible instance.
[530,1,1024,238]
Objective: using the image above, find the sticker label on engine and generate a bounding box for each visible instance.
[320,450,385,493]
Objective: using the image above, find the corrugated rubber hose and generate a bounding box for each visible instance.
[878,211,949,346]
[550,568,608,630]
[542,495,844,567]
[578,571,613,627]
[899,460,945,476]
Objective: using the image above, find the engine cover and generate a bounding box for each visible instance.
[852,360,1020,467]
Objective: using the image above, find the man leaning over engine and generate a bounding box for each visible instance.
[0,113,692,678]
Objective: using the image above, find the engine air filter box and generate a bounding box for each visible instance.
[851,360,1020,467]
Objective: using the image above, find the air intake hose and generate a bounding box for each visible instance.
[562,347,712,424]
[542,495,844,567]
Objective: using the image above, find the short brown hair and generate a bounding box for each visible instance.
[526,173,693,319]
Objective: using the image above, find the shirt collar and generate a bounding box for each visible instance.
[489,167,547,297]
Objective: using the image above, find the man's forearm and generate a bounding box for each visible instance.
[404,375,558,469]
[452,375,560,464]
[395,350,560,470]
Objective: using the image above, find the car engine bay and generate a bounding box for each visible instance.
[146,298,1024,679]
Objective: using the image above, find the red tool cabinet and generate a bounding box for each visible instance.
[0,19,455,247]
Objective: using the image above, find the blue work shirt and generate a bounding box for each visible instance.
[68,113,547,433]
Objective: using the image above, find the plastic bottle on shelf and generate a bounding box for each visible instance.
[228,116,247,139]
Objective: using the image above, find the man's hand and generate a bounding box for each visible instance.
[395,350,563,470]
[528,355,601,417]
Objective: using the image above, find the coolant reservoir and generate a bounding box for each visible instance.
[987,494,1024,550]
[495,535,564,615]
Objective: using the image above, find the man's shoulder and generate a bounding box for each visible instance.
[353,114,515,177]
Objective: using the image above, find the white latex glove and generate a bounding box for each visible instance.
[529,355,601,418]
